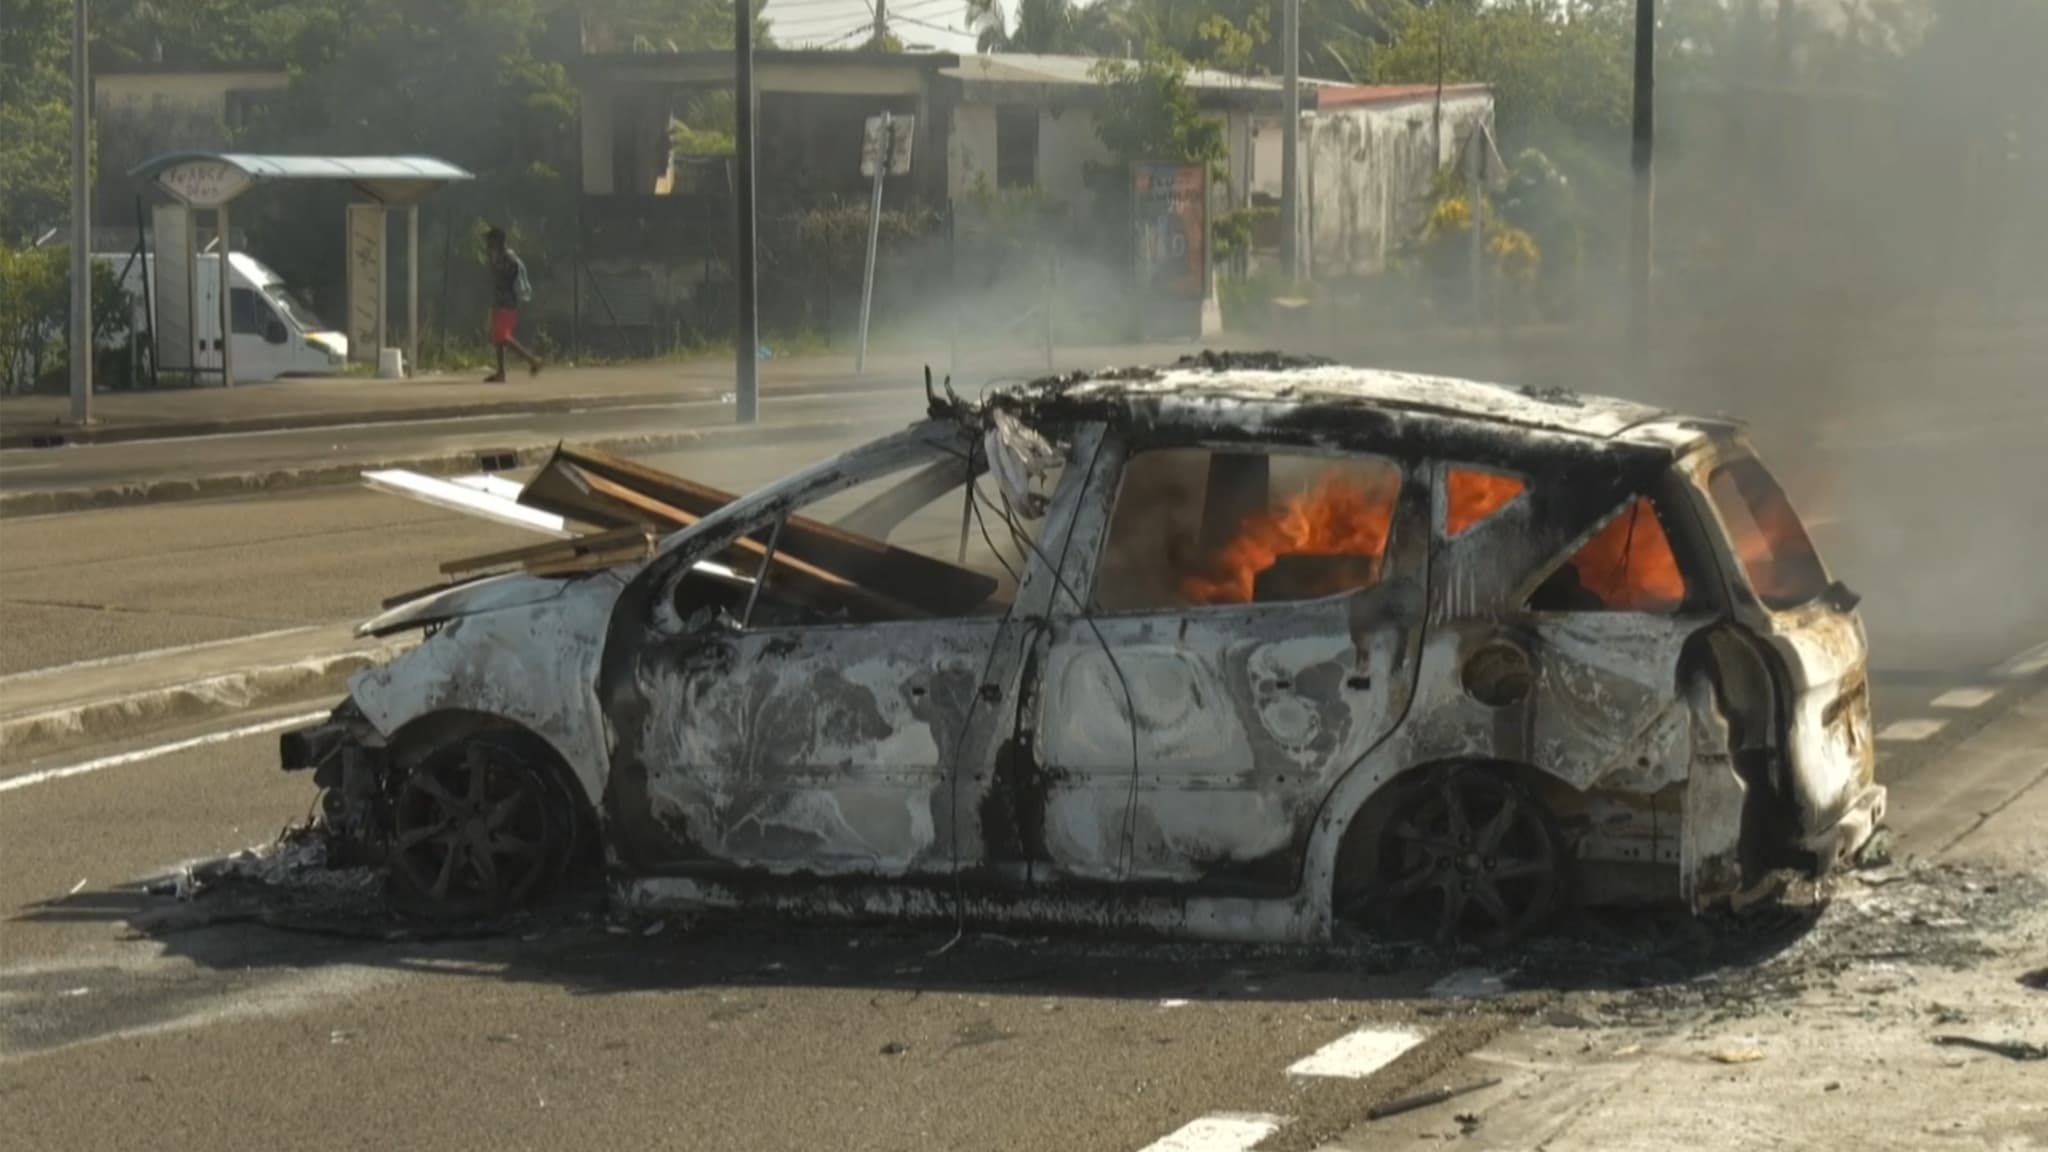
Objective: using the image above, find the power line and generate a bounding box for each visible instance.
[891,12,971,35]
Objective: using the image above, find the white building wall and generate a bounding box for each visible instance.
[1033,106,1112,209]
[1295,93,1492,280]
[948,103,999,203]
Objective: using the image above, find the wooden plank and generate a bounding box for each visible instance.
[439,526,652,577]
[516,452,644,531]
[525,542,657,577]
[573,470,926,619]
[557,445,999,616]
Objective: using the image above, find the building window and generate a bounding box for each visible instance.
[996,106,1038,189]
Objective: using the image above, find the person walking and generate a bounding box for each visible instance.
[484,226,542,381]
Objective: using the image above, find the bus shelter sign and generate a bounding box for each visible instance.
[1132,164,1208,301]
[156,161,253,209]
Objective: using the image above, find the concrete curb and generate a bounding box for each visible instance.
[0,640,414,764]
[0,387,702,450]
[0,414,905,519]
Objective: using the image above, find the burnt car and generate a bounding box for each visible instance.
[283,356,1885,944]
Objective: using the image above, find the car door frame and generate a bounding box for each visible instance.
[1013,428,1433,895]
[597,418,1110,889]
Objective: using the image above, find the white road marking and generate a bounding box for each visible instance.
[1878,718,1947,743]
[0,626,325,684]
[0,711,328,795]
[1931,687,1999,710]
[1997,640,2048,680]
[1287,1027,1426,1079]
[1137,1113,1285,1152]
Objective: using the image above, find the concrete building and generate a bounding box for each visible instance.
[93,64,290,234]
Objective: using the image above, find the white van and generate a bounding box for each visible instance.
[97,250,350,383]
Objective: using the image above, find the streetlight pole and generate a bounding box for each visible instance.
[69,0,93,425]
[1279,0,1301,283]
[732,0,760,424]
[1627,0,1656,369]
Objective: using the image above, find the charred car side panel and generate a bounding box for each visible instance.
[285,356,1886,944]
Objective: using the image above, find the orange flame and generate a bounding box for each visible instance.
[1445,469,1526,536]
[1181,468,1400,604]
[1568,498,1687,611]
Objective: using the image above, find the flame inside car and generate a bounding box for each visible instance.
[1181,467,1400,604]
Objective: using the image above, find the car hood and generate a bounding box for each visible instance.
[358,572,576,637]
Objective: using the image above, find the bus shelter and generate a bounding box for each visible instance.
[129,152,473,384]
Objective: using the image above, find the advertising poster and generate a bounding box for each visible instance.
[1132,164,1208,301]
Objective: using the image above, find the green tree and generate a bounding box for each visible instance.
[0,0,78,244]
[967,0,1124,54]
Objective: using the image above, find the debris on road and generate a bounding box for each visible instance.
[2019,967,2048,991]
[1366,1077,1502,1121]
[1709,1047,1766,1064]
[1931,1035,2048,1062]
[1429,969,1507,1000]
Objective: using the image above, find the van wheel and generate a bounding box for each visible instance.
[388,736,569,919]
[1345,765,1566,947]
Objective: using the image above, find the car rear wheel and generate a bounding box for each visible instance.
[1342,764,1566,947]
[388,736,571,918]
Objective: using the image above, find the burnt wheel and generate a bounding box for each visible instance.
[1348,766,1565,947]
[389,738,567,918]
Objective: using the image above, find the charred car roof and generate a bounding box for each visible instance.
[986,353,1733,466]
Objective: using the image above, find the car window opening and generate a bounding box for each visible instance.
[1708,457,1830,611]
[669,444,1069,632]
[1528,497,1688,614]
[1095,448,1401,611]
[1444,467,1527,537]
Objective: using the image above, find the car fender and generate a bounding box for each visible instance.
[346,569,632,808]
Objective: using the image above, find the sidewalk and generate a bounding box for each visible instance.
[0,343,1201,450]
[0,624,410,768]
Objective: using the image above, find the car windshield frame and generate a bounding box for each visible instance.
[263,283,329,333]
[1703,452,1832,613]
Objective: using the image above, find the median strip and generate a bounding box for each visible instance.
[0,414,909,519]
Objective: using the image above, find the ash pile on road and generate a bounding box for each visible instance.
[1510,860,2044,1023]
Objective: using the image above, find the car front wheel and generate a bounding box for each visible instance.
[387,735,572,918]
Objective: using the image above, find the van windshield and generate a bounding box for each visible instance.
[1707,457,1830,611]
[264,284,329,332]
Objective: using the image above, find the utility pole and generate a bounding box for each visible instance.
[1280,0,1300,283]
[69,0,93,425]
[1627,0,1656,370]
[733,0,760,424]
[872,0,887,45]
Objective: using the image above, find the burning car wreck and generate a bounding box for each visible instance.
[281,354,1887,945]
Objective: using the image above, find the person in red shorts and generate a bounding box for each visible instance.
[484,226,542,381]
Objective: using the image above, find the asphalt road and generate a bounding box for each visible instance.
[2,675,2039,1152]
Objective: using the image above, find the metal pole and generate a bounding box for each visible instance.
[218,205,234,387]
[1628,0,1656,368]
[1469,123,1485,326]
[68,0,93,423]
[733,0,761,423]
[406,204,420,377]
[1279,0,1301,283]
[873,0,887,45]
[855,112,889,375]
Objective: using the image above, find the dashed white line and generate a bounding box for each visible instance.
[0,711,327,796]
[1931,687,1999,710]
[1138,1113,1285,1152]
[1287,1027,1426,1079]
[1878,718,1948,743]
